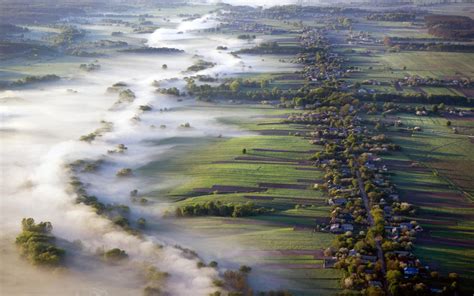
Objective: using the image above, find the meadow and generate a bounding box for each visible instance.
[372,111,474,293]
[139,105,343,295]
[336,16,474,99]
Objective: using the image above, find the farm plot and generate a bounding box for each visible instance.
[386,113,474,197]
[380,52,474,80]
[139,105,339,295]
[381,112,474,291]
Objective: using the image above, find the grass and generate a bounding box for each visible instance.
[414,245,474,282]
[385,113,474,197]
[368,111,474,293]
[381,52,474,80]
[345,51,474,87]
[139,104,340,295]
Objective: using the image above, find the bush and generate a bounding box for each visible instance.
[143,286,161,296]
[103,248,128,262]
[137,218,147,229]
[116,168,132,177]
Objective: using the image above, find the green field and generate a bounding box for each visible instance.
[381,52,474,80]
[345,51,474,83]
[138,105,342,295]
[371,111,474,293]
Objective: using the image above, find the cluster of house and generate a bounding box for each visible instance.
[222,20,287,35]
[299,29,346,82]
[397,75,472,88]
[286,102,445,292]
[347,31,382,46]
[445,108,471,118]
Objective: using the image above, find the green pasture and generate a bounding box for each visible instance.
[139,105,339,294]
[371,111,474,290]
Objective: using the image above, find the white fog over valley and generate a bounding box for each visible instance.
[1,0,473,295]
[0,10,298,295]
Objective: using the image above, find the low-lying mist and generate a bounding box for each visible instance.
[0,10,297,295]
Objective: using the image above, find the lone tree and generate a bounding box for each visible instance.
[242,148,247,154]
[103,248,128,262]
[239,265,252,273]
[162,64,168,70]
[230,80,241,93]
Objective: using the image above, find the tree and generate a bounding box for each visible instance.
[389,283,401,296]
[230,80,241,93]
[162,64,168,69]
[103,248,128,262]
[448,273,459,281]
[21,218,52,233]
[386,270,402,284]
[143,286,161,296]
[383,36,392,47]
[16,218,65,266]
[239,265,252,273]
[366,286,385,296]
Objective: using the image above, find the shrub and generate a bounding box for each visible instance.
[116,168,133,177]
[103,248,128,262]
[143,286,161,296]
[137,218,147,229]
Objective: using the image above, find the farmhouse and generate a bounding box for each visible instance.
[328,197,347,206]
[403,266,419,278]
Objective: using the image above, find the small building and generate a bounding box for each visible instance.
[369,281,383,288]
[328,197,347,206]
[361,255,377,263]
[330,223,341,233]
[389,194,399,201]
[400,222,413,230]
[323,258,338,268]
[404,266,419,278]
[394,251,411,258]
[341,224,354,232]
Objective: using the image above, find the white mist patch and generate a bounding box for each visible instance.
[178,13,221,32]
[1,5,301,295]
[0,40,222,296]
